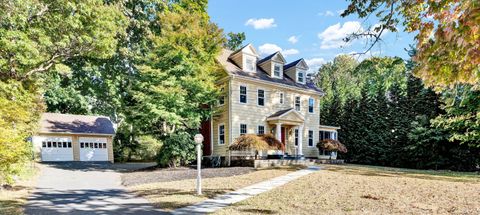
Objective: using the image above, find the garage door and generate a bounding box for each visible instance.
[40,137,74,161]
[79,137,109,161]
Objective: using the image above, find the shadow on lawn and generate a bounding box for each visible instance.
[239,208,278,214]
[0,199,24,215]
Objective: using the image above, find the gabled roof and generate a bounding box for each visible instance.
[258,51,286,65]
[284,58,309,70]
[39,113,115,135]
[216,49,324,95]
[267,108,305,122]
[229,43,259,58]
[268,108,294,118]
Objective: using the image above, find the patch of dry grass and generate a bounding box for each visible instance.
[216,164,480,215]
[0,164,38,215]
[128,167,299,211]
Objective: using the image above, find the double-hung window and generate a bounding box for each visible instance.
[240,124,247,135]
[246,57,256,72]
[257,89,265,106]
[273,64,281,77]
[297,72,304,83]
[218,87,225,105]
[279,92,284,104]
[308,130,314,147]
[240,86,247,103]
[294,129,299,146]
[218,124,225,145]
[308,98,314,113]
[257,125,265,135]
[320,131,336,140]
[295,96,301,111]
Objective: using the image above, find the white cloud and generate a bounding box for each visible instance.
[245,18,277,29]
[288,36,298,44]
[318,10,335,16]
[336,10,344,15]
[305,58,326,73]
[317,21,362,49]
[258,43,300,57]
[282,49,300,56]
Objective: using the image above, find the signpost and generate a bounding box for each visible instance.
[194,134,204,195]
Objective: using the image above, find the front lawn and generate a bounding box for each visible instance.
[215,164,480,214]
[126,167,301,211]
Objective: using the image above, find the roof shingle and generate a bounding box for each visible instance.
[39,113,115,135]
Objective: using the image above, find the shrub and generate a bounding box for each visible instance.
[156,132,196,168]
[317,139,348,153]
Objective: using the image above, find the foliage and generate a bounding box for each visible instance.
[259,133,284,151]
[156,132,195,168]
[317,139,348,153]
[0,0,127,81]
[229,134,283,151]
[224,32,246,51]
[0,80,43,184]
[341,0,480,89]
[316,53,479,171]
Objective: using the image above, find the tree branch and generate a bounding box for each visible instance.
[27,4,49,23]
[21,53,60,80]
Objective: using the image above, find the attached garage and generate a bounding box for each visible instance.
[33,113,115,162]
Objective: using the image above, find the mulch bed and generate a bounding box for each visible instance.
[122,167,254,186]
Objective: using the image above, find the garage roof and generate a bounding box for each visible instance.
[39,113,115,135]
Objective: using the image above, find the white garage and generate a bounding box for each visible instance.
[33,113,115,162]
[79,137,109,161]
[36,136,74,161]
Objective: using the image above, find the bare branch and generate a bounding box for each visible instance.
[348,2,395,56]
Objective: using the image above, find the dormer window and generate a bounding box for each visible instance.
[273,64,282,77]
[245,56,256,72]
[297,71,304,83]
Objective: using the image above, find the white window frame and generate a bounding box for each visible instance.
[245,56,256,72]
[239,85,247,104]
[257,125,265,135]
[218,87,225,106]
[218,124,225,145]
[295,96,301,111]
[273,63,282,78]
[240,124,247,135]
[308,130,314,147]
[308,98,315,113]
[297,71,305,83]
[294,129,299,146]
[257,88,265,107]
[279,92,284,104]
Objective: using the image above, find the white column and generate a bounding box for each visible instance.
[298,124,304,157]
[275,123,282,142]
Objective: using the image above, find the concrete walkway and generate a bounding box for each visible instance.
[172,166,321,214]
[25,162,164,215]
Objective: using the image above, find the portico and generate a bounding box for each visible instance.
[266,108,305,157]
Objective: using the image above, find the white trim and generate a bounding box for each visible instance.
[257,125,265,135]
[272,62,283,79]
[297,70,306,84]
[319,125,341,130]
[232,75,324,96]
[218,123,225,145]
[267,108,305,121]
[257,88,265,107]
[308,97,315,114]
[308,130,315,147]
[38,132,114,137]
[240,123,247,135]
[294,96,301,111]
[239,85,247,104]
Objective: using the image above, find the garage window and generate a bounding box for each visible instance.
[103,143,107,148]
[53,142,57,147]
[42,142,46,148]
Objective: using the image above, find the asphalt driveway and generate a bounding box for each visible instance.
[25,162,166,215]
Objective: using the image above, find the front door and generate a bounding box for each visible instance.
[281,127,286,152]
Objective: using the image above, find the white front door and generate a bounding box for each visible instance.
[39,137,74,161]
[79,137,109,161]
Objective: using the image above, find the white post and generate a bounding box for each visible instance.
[194,134,204,195]
[298,124,304,157]
[275,123,283,155]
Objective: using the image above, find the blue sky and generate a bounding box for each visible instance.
[208,0,415,72]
